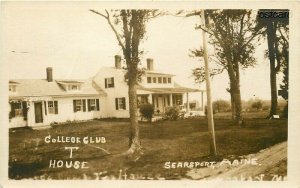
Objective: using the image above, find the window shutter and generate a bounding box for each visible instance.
[22,101,27,120]
[115,98,119,110]
[96,99,100,111]
[44,101,47,115]
[83,99,86,112]
[10,102,15,118]
[54,101,58,114]
[111,77,114,88]
[105,78,107,88]
[73,100,76,112]
[87,99,91,111]
[123,97,126,110]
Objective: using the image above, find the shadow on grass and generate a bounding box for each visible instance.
[9,161,47,179]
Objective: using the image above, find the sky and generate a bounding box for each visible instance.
[1,2,283,101]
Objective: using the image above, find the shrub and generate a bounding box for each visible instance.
[213,100,231,112]
[251,100,263,111]
[139,104,154,122]
[164,107,180,120]
[204,106,216,115]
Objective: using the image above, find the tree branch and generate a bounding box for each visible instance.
[89,9,108,18]
[195,24,214,36]
[90,9,126,51]
[278,27,288,44]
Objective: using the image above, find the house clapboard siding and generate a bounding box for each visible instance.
[9,56,205,128]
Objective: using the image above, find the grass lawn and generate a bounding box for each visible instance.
[9,112,287,180]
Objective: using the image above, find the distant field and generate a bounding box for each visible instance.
[214,111,270,119]
[9,113,287,180]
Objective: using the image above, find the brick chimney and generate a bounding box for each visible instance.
[147,58,154,71]
[46,67,53,82]
[115,55,121,69]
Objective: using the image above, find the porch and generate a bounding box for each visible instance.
[9,96,55,128]
[136,83,205,118]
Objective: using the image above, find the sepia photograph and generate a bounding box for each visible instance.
[1,1,299,187]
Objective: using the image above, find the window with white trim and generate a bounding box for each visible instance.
[105,77,114,88]
[68,85,81,91]
[89,99,96,111]
[76,100,82,111]
[115,97,126,110]
[153,77,157,83]
[46,101,58,115]
[73,99,86,112]
[48,101,55,114]
[87,99,100,111]
[158,77,162,83]
[14,102,22,116]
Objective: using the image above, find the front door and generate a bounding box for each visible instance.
[34,102,43,123]
[157,96,164,113]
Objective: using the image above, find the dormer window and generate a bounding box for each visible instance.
[57,80,83,92]
[9,85,17,92]
[105,77,114,88]
[68,84,81,91]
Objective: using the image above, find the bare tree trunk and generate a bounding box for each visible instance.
[234,84,243,125]
[127,82,142,154]
[234,63,243,125]
[227,62,243,126]
[267,22,278,117]
[229,85,236,121]
[270,65,278,116]
[201,10,217,156]
[124,10,143,159]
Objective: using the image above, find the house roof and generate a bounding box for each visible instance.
[137,83,204,94]
[56,79,85,84]
[144,70,175,76]
[102,66,175,76]
[9,79,106,99]
[9,80,19,84]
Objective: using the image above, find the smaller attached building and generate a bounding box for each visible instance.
[9,68,107,128]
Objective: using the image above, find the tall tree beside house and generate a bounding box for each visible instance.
[189,10,263,125]
[256,9,289,118]
[90,9,161,159]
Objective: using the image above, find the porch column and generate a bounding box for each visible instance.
[148,93,153,104]
[201,91,204,110]
[169,93,173,107]
[186,92,189,112]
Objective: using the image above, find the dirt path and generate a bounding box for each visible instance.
[186,142,287,180]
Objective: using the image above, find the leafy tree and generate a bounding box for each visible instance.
[278,22,289,101]
[256,9,289,117]
[190,10,263,125]
[90,9,161,158]
[251,100,263,111]
[213,100,231,112]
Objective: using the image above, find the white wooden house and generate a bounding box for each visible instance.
[9,56,205,128]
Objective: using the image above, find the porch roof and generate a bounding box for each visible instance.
[137,83,204,94]
[9,78,106,99]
